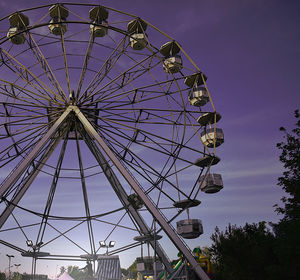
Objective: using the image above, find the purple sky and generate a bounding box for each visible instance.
[1,0,300,277]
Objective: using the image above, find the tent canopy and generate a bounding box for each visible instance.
[58,272,75,280]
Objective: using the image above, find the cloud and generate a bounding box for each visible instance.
[220,159,282,181]
[0,169,10,180]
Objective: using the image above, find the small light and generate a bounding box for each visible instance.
[109,241,115,247]
[26,240,33,247]
[99,241,106,247]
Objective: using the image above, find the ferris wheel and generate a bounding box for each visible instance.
[0,3,224,280]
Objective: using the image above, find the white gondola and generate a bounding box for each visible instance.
[127,19,148,50]
[7,13,29,45]
[199,173,223,193]
[136,257,163,273]
[7,27,26,44]
[194,155,220,168]
[197,112,222,126]
[173,199,201,209]
[160,41,182,73]
[188,86,209,107]
[200,128,224,148]
[49,18,67,35]
[90,21,108,37]
[89,6,109,38]
[129,33,148,50]
[162,55,183,74]
[177,219,203,239]
[127,18,147,33]
[133,234,162,242]
[159,41,180,56]
[89,6,108,21]
[184,72,207,88]
[48,4,68,35]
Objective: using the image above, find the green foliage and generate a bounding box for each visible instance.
[209,222,278,280]
[12,273,22,280]
[121,268,128,276]
[0,272,6,280]
[58,266,66,277]
[126,260,137,278]
[272,110,300,279]
[275,109,300,220]
[58,265,87,280]
[272,219,300,279]
[68,266,87,280]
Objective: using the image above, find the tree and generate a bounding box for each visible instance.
[126,260,137,279]
[0,272,6,280]
[121,268,128,277]
[275,109,300,220]
[12,272,21,280]
[58,266,66,277]
[209,222,278,280]
[58,265,87,280]
[68,265,87,280]
[272,109,300,280]
[276,110,300,208]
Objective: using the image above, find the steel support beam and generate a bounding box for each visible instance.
[0,107,72,199]
[73,106,210,280]
[0,134,63,228]
[80,127,173,273]
[0,239,27,254]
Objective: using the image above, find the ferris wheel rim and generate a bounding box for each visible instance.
[0,5,222,280]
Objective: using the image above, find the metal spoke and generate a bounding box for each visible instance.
[81,51,159,104]
[60,31,72,98]
[0,49,61,104]
[26,31,68,102]
[76,34,95,99]
[79,35,127,103]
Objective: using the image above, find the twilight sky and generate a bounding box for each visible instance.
[0,0,300,278]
